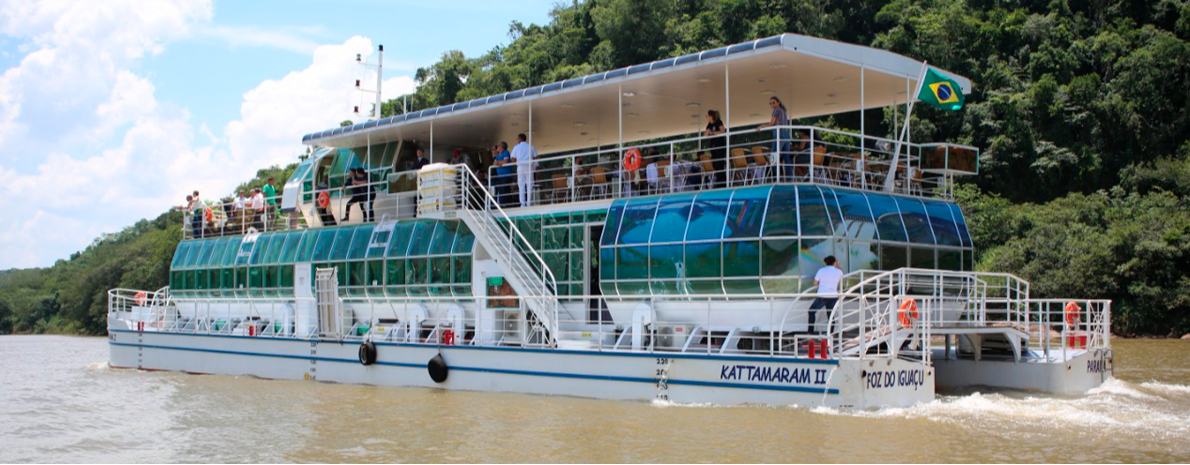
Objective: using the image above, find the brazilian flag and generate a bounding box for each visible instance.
[917,68,965,111]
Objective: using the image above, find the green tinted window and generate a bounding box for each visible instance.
[427,222,457,256]
[615,246,648,279]
[651,193,695,243]
[330,227,354,260]
[312,229,336,261]
[761,239,798,277]
[407,221,434,256]
[685,243,721,278]
[220,238,241,266]
[616,197,660,245]
[171,242,191,269]
[265,233,286,264]
[723,241,760,276]
[280,231,303,263]
[366,224,391,258]
[896,197,936,245]
[649,244,683,279]
[798,186,832,236]
[601,201,626,246]
[452,224,476,254]
[763,185,798,236]
[250,235,272,265]
[348,224,374,260]
[386,221,415,257]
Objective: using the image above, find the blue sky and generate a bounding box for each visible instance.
[0,0,557,268]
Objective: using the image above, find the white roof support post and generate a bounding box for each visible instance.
[724,64,731,147]
[528,101,533,147]
[430,120,434,161]
[860,65,865,154]
[618,84,624,196]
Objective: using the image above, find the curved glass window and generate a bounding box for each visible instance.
[895,197,936,245]
[723,186,769,239]
[830,187,878,240]
[249,235,271,265]
[616,197,660,245]
[452,223,476,254]
[950,203,972,247]
[650,193,695,243]
[220,237,241,266]
[923,199,961,247]
[366,223,392,258]
[264,233,286,264]
[686,190,731,241]
[601,201,626,246]
[407,221,434,256]
[201,239,224,268]
[763,185,797,236]
[329,227,354,260]
[311,229,336,262]
[280,231,304,263]
[427,222,456,256]
[348,224,374,260]
[866,193,908,242]
[171,241,191,269]
[386,221,415,257]
[797,186,832,236]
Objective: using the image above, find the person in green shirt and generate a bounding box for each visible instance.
[262,177,278,230]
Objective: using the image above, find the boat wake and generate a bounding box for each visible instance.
[811,378,1190,440]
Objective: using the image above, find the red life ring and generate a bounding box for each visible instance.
[134,291,147,306]
[203,207,214,223]
[897,298,919,328]
[1064,301,1081,326]
[624,148,642,172]
[317,191,330,209]
[442,330,455,346]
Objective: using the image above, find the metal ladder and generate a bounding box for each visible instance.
[421,165,560,346]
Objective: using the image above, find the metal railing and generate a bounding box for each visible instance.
[488,125,979,208]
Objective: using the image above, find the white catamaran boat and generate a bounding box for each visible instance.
[108,33,1113,409]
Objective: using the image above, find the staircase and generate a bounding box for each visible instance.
[418,164,559,345]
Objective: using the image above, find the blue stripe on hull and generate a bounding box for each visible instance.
[109,339,840,395]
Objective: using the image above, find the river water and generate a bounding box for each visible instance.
[1,335,1188,463]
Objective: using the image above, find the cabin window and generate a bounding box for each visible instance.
[330,228,354,261]
[265,233,285,263]
[763,186,798,237]
[407,221,434,256]
[939,250,962,271]
[910,247,937,269]
[830,187,878,241]
[866,194,908,242]
[723,240,761,277]
[651,193,695,243]
[348,224,373,260]
[685,243,722,279]
[649,244,683,279]
[386,221,414,257]
[280,231,303,263]
[601,202,626,246]
[686,190,731,241]
[895,197,936,245]
[849,242,879,272]
[762,239,798,277]
[426,222,456,256]
[249,236,271,265]
[311,229,336,261]
[924,199,962,247]
[798,239,830,283]
[797,186,833,236]
[723,186,769,239]
[617,197,660,245]
[880,245,909,270]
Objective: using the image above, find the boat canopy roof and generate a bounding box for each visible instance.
[304,33,972,155]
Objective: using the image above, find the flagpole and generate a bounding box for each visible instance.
[883,61,930,192]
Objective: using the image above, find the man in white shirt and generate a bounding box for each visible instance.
[510,133,537,207]
[251,188,266,230]
[809,256,844,333]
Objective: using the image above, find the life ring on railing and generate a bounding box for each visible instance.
[316,191,330,209]
[442,329,456,346]
[134,291,147,306]
[203,207,214,223]
[897,298,919,328]
[624,148,642,172]
[1064,301,1081,326]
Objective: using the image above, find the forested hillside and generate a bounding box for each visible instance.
[2,0,1187,336]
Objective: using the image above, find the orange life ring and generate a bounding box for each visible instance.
[624,148,642,172]
[203,207,214,223]
[1064,301,1081,326]
[134,291,147,306]
[897,298,919,328]
[442,330,455,346]
[317,191,330,209]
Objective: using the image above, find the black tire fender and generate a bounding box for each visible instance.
[428,354,448,383]
[358,341,377,366]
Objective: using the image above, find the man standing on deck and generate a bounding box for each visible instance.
[492,141,514,207]
[511,133,537,208]
[808,256,843,333]
[413,148,430,170]
[262,177,277,230]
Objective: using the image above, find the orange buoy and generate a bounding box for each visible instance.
[134,291,147,306]
[623,148,642,172]
[898,298,919,328]
[317,191,330,209]
[1064,301,1081,326]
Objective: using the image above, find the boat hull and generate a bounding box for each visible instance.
[108,329,934,409]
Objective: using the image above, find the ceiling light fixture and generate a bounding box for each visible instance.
[833,76,848,82]
[626,112,639,117]
[622,91,636,97]
[560,103,574,108]
[760,89,775,96]
[686,102,701,108]
[573,122,586,127]
[769,63,786,69]
[697,77,711,83]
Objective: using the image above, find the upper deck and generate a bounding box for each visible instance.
[181,33,978,241]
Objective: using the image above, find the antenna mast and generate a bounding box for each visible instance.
[354,44,384,120]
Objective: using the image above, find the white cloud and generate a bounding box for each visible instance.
[0,0,420,269]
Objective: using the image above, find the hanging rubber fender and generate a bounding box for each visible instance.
[358,340,377,366]
[623,147,642,172]
[428,354,448,383]
[317,191,330,209]
[897,298,919,328]
[1064,301,1081,326]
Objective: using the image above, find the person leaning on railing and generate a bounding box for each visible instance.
[343,168,373,222]
[704,110,727,188]
[492,141,515,208]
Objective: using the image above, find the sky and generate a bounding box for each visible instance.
[0,0,557,269]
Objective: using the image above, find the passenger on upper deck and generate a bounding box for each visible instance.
[250,188,265,231]
[757,96,791,168]
[413,148,430,170]
[492,141,514,207]
[511,133,538,208]
[263,177,277,227]
[343,167,373,223]
[704,110,727,188]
